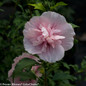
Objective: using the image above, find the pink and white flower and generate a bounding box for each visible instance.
[8,53,41,86]
[23,11,75,63]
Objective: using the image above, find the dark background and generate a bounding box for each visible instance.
[65,0,86,85]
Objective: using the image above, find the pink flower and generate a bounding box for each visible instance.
[23,11,75,63]
[10,77,37,86]
[8,53,41,86]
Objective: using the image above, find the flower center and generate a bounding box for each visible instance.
[41,27,49,38]
[40,25,65,48]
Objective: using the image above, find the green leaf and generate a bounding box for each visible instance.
[0,9,4,12]
[78,75,82,80]
[62,62,70,69]
[60,80,75,86]
[81,59,86,69]
[35,10,40,16]
[48,78,55,86]
[18,4,24,12]
[12,58,38,78]
[84,76,86,81]
[15,58,37,72]
[50,2,67,10]
[19,71,36,81]
[74,39,78,44]
[0,2,3,6]
[69,64,79,71]
[28,3,46,11]
[69,23,79,28]
[53,71,77,81]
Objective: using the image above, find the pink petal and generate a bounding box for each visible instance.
[27,16,40,29]
[11,77,37,86]
[60,24,75,51]
[24,38,47,54]
[39,45,64,63]
[41,11,67,27]
[51,35,65,40]
[23,29,41,40]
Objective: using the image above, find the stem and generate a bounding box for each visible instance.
[44,68,47,86]
[43,61,48,86]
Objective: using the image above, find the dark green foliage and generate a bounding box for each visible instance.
[50,2,67,10]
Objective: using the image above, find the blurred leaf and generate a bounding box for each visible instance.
[48,78,55,86]
[61,80,74,86]
[0,9,4,12]
[11,58,38,81]
[39,67,45,74]
[78,75,82,80]
[14,58,38,73]
[74,39,78,44]
[12,0,19,4]
[62,62,70,69]
[35,10,40,16]
[28,3,46,11]
[18,4,24,12]
[69,64,79,72]
[53,71,77,81]
[16,71,36,81]
[0,2,3,6]
[81,59,86,69]
[59,80,75,86]
[70,23,79,28]
[84,76,86,81]
[50,2,67,10]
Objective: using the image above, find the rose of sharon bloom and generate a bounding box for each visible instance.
[8,53,41,86]
[23,11,75,63]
